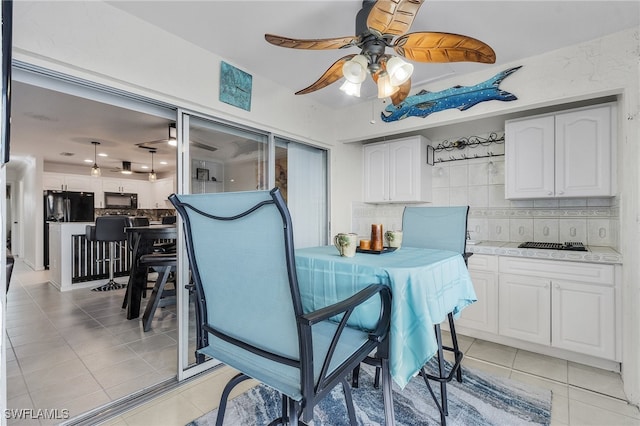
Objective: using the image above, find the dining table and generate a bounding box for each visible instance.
[123,224,177,320]
[294,245,477,389]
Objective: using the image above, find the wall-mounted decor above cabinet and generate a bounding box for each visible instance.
[363,135,432,203]
[505,103,616,199]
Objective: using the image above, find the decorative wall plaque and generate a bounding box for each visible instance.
[219,61,252,111]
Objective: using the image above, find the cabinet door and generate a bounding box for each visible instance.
[388,139,419,202]
[499,273,551,345]
[91,178,103,208]
[43,173,65,190]
[457,270,498,333]
[363,143,388,202]
[120,180,142,194]
[101,179,122,193]
[555,105,613,197]
[153,178,175,208]
[505,116,555,199]
[551,280,615,359]
[63,175,94,192]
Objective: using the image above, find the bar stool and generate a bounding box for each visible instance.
[90,215,129,292]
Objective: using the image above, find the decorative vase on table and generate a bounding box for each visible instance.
[385,230,403,249]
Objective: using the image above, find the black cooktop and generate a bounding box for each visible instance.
[518,242,587,251]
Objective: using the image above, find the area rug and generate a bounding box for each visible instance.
[187,361,551,425]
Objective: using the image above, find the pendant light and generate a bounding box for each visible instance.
[148,149,157,182]
[90,141,101,177]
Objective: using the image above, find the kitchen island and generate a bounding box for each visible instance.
[48,222,132,291]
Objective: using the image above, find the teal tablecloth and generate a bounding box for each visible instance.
[295,245,477,389]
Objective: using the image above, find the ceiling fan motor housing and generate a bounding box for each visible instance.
[356,1,376,36]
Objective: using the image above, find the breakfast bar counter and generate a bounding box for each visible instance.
[48,221,132,292]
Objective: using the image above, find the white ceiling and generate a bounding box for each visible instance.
[109,0,640,107]
[8,1,640,175]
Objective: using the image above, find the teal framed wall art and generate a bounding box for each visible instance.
[219,61,252,111]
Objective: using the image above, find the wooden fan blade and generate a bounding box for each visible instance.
[394,32,496,63]
[295,54,356,95]
[265,34,358,50]
[367,0,425,36]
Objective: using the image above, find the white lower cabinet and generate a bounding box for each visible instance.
[457,254,619,363]
[458,255,498,333]
[498,273,551,345]
[551,279,615,359]
[498,257,617,360]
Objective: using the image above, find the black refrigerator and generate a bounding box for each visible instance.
[44,190,95,268]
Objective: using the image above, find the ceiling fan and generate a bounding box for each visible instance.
[135,123,177,151]
[110,161,146,175]
[135,123,218,153]
[265,0,496,104]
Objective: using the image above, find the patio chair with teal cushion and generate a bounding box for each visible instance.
[170,188,395,426]
[402,205,471,424]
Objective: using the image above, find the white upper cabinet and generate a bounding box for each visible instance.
[363,135,432,203]
[101,178,143,194]
[152,177,175,208]
[505,103,616,199]
[43,172,95,192]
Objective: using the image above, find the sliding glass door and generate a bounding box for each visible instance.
[176,112,329,379]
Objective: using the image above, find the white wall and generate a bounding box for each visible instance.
[8,0,640,406]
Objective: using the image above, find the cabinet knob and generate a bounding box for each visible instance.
[547,191,553,196]
[555,283,560,289]
[558,191,564,195]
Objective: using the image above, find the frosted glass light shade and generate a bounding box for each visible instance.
[377,72,399,98]
[340,80,362,97]
[342,54,368,83]
[386,56,414,86]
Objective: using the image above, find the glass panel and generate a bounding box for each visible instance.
[188,116,268,194]
[178,113,271,378]
[275,137,328,248]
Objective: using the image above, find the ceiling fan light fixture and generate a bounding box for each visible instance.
[339,80,362,97]
[168,123,177,147]
[342,54,368,84]
[377,71,399,98]
[121,161,133,175]
[386,56,414,86]
[90,141,101,178]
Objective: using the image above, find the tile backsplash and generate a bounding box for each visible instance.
[352,155,619,249]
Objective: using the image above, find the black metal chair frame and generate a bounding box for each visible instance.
[170,188,395,426]
[140,252,176,332]
[353,206,471,426]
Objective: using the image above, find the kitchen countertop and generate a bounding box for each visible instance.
[466,241,622,264]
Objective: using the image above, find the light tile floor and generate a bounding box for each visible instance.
[5,258,180,425]
[6,259,640,425]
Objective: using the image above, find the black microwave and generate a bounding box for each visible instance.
[104,192,138,209]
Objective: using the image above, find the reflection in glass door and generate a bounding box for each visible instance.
[188,116,268,194]
[177,112,272,379]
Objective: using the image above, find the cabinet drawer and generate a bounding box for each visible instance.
[467,254,498,272]
[499,257,614,285]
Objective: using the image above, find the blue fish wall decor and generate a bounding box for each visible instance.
[381,66,522,123]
